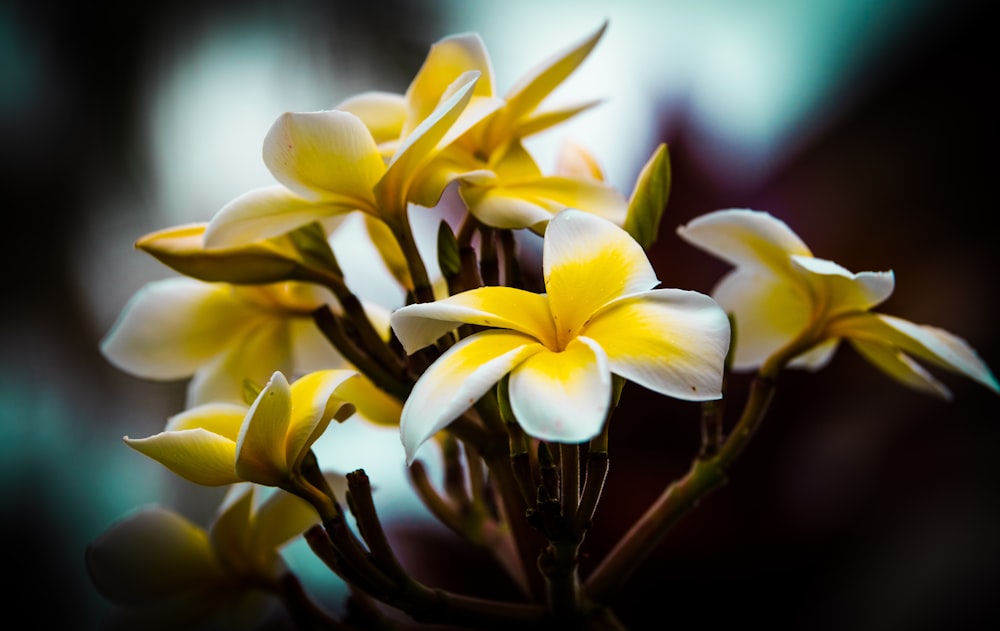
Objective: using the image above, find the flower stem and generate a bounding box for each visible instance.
[539,538,583,623]
[389,213,435,304]
[301,264,406,380]
[311,306,412,402]
[583,374,777,602]
[560,443,580,522]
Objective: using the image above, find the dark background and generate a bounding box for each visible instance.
[2,1,997,629]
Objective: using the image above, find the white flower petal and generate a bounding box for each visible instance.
[375,71,479,217]
[461,183,560,230]
[465,177,627,231]
[501,21,606,132]
[262,111,385,202]
[124,429,240,487]
[204,186,359,248]
[250,488,322,555]
[235,371,293,486]
[849,337,952,398]
[377,71,481,216]
[210,484,286,580]
[787,337,841,371]
[581,289,729,400]
[285,369,359,470]
[677,208,812,277]
[712,269,811,370]
[404,33,495,133]
[101,278,253,380]
[186,316,294,406]
[164,403,247,439]
[400,330,544,464]
[837,313,1000,394]
[509,338,610,443]
[791,255,894,313]
[333,375,402,427]
[390,286,556,354]
[335,91,407,148]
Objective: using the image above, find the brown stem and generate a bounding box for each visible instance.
[311,306,412,402]
[560,443,580,523]
[584,374,777,603]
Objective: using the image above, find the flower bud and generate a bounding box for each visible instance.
[136,223,307,284]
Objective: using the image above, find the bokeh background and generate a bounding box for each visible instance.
[2,0,997,628]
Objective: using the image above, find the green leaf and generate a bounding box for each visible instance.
[437,220,462,279]
[623,143,671,249]
[136,223,306,285]
[289,222,343,277]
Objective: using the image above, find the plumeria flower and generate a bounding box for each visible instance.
[340,23,627,232]
[340,23,604,168]
[390,209,731,463]
[124,370,361,487]
[677,208,999,397]
[452,140,628,233]
[203,71,483,249]
[101,276,358,406]
[86,483,327,629]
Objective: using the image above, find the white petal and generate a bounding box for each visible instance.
[712,269,812,370]
[390,286,556,354]
[124,429,240,487]
[101,278,253,380]
[333,374,403,426]
[285,369,359,471]
[250,488,321,554]
[400,330,544,464]
[404,33,495,133]
[509,338,610,442]
[461,182,559,230]
[464,177,627,231]
[235,371,293,486]
[335,91,407,147]
[210,484,286,580]
[164,402,247,439]
[377,71,480,216]
[204,186,359,248]
[581,289,730,400]
[262,111,385,202]
[791,255,894,313]
[787,337,841,371]
[186,316,294,406]
[501,21,606,130]
[843,313,999,394]
[677,208,811,277]
[849,337,951,398]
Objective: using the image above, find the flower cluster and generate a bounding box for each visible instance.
[89,22,998,630]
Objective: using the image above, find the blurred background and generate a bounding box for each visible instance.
[2,0,997,628]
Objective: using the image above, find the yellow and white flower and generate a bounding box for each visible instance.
[340,23,628,232]
[390,209,731,462]
[124,370,358,487]
[677,208,999,397]
[203,71,483,249]
[86,483,323,629]
[101,277,350,407]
